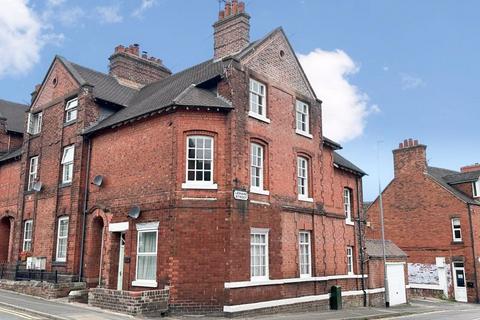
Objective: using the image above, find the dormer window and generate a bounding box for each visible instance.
[473,179,480,198]
[65,98,78,123]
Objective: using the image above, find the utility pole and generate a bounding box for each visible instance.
[377,141,390,308]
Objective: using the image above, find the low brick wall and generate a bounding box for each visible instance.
[88,287,169,316]
[0,279,86,299]
[409,287,445,299]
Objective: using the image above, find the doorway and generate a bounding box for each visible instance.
[453,262,468,302]
[117,232,126,291]
[0,217,11,262]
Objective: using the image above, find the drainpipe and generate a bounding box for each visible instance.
[78,136,92,281]
[467,203,479,303]
[356,176,367,307]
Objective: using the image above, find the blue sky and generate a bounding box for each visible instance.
[1,0,479,200]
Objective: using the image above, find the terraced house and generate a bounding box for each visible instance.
[0,1,386,315]
[367,139,480,303]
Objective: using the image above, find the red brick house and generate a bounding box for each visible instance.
[367,138,480,303]
[0,1,386,314]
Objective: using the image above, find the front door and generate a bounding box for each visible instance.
[386,263,407,306]
[117,232,125,291]
[453,262,467,302]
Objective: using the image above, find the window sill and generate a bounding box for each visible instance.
[132,280,158,288]
[63,120,77,127]
[250,276,269,282]
[52,261,66,266]
[452,240,464,245]
[298,195,314,203]
[346,220,355,226]
[250,188,270,196]
[59,182,72,188]
[300,274,312,279]
[295,129,313,139]
[182,182,218,190]
[248,111,271,124]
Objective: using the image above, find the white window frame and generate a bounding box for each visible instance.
[61,145,75,184]
[133,222,159,288]
[182,136,217,190]
[344,188,354,225]
[23,220,33,252]
[27,156,39,191]
[299,231,312,278]
[452,218,462,242]
[27,112,42,135]
[250,143,269,195]
[295,100,312,138]
[249,79,270,123]
[473,179,480,198]
[64,97,78,123]
[250,228,269,281]
[297,156,313,202]
[56,217,69,262]
[347,246,354,275]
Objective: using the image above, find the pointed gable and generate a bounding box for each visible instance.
[32,56,83,111]
[238,28,316,99]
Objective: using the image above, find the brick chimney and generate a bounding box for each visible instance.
[393,138,427,177]
[460,163,480,173]
[213,0,250,60]
[109,44,172,89]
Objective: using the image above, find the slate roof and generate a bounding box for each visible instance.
[323,137,342,150]
[333,152,367,176]
[443,170,480,184]
[427,166,480,205]
[0,148,22,163]
[0,99,29,133]
[57,56,137,107]
[84,59,228,134]
[365,239,407,259]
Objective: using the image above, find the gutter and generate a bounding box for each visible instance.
[78,136,92,281]
[467,203,479,303]
[356,177,367,307]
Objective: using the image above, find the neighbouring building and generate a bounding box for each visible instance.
[0,1,389,315]
[367,138,480,303]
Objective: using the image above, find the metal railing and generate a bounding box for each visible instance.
[0,263,58,283]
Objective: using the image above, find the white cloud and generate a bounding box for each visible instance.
[96,5,123,24]
[400,73,425,90]
[47,0,65,6]
[133,0,156,18]
[57,6,85,27]
[0,0,42,77]
[383,66,389,71]
[298,49,378,143]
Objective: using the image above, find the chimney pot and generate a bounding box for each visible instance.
[232,0,238,14]
[403,139,408,147]
[414,139,419,146]
[225,0,232,17]
[219,10,225,19]
[238,1,245,13]
[399,143,404,149]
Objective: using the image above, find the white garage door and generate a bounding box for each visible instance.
[387,263,407,306]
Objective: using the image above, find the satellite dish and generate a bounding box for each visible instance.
[92,175,104,187]
[128,205,141,219]
[33,181,42,192]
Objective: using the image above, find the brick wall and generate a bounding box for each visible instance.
[0,279,85,299]
[89,287,169,316]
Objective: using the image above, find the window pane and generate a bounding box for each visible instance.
[137,256,156,280]
[139,232,156,253]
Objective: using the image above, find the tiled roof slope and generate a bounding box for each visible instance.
[365,239,407,258]
[0,99,29,133]
[443,170,480,184]
[57,56,137,107]
[333,152,366,176]
[427,166,480,205]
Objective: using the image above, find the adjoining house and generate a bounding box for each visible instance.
[0,1,391,315]
[367,138,480,303]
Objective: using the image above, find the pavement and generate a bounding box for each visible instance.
[2,289,480,320]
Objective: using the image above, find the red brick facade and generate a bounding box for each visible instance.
[366,139,480,303]
[0,1,378,313]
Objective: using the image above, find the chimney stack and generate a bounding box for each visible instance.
[213,0,250,60]
[460,163,480,173]
[109,44,172,89]
[393,138,427,177]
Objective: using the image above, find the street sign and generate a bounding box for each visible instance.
[233,190,248,201]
